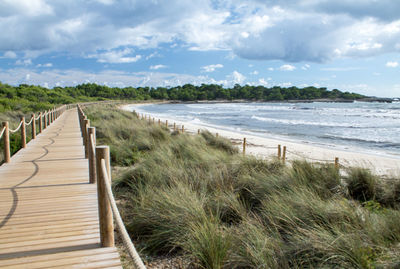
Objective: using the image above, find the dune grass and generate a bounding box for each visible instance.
[85,105,400,269]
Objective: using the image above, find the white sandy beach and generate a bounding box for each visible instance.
[122,103,400,176]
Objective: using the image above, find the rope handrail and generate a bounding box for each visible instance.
[0,126,5,139]
[35,115,41,120]
[100,159,147,269]
[25,117,34,126]
[286,149,334,163]
[9,121,23,133]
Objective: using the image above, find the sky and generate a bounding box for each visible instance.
[0,0,400,97]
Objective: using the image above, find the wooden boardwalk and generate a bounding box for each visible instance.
[0,108,122,268]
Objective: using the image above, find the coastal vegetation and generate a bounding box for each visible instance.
[85,105,400,269]
[0,81,365,113]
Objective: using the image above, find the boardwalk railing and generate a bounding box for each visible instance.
[1,104,73,164]
[77,104,146,269]
[138,112,341,169]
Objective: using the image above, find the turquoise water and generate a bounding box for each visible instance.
[130,102,400,158]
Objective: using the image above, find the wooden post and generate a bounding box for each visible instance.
[216,133,219,138]
[32,114,36,139]
[181,125,184,133]
[44,113,47,129]
[153,118,155,124]
[96,146,115,247]
[173,122,176,131]
[282,146,286,164]
[277,144,281,160]
[84,119,90,158]
[39,112,43,133]
[88,127,96,184]
[335,157,339,169]
[2,122,10,163]
[243,138,246,155]
[21,117,26,148]
[158,119,160,125]
[198,129,200,135]
[165,120,168,128]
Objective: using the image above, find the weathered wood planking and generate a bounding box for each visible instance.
[0,108,122,268]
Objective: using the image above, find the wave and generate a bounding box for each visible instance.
[320,134,400,148]
[251,115,363,128]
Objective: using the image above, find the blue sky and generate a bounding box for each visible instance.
[0,0,399,97]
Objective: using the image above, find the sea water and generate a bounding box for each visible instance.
[131,102,400,158]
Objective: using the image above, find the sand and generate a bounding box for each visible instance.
[121,103,400,176]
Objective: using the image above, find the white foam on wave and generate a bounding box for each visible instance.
[251,115,362,128]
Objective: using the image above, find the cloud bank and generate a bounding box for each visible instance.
[1,0,399,63]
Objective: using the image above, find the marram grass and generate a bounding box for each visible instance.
[86,105,400,269]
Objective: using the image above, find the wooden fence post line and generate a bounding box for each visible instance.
[277,144,281,160]
[2,122,10,163]
[158,119,160,125]
[165,120,168,128]
[88,127,96,184]
[243,138,246,155]
[39,112,43,133]
[198,129,200,135]
[96,146,115,247]
[181,125,184,133]
[84,119,90,158]
[32,114,36,139]
[282,146,286,163]
[21,117,26,148]
[44,113,47,129]
[173,122,176,131]
[335,157,339,169]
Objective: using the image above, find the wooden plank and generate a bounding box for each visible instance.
[0,108,122,267]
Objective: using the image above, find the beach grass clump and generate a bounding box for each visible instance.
[85,105,400,268]
[346,167,379,202]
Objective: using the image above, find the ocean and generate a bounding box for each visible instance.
[129,101,400,158]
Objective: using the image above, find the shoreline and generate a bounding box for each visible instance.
[121,103,400,176]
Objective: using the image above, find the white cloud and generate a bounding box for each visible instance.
[36,63,53,67]
[279,64,296,71]
[0,68,232,88]
[268,67,274,71]
[250,70,259,75]
[258,78,269,86]
[229,71,246,84]
[88,49,141,64]
[0,1,400,63]
[3,51,17,58]
[150,64,167,70]
[386,61,398,67]
[15,59,32,66]
[301,64,311,70]
[201,64,223,72]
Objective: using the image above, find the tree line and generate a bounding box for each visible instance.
[0,82,365,112]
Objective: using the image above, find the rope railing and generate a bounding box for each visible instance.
[79,103,147,269]
[0,126,5,139]
[136,111,341,168]
[101,159,147,269]
[286,149,334,163]
[9,121,23,133]
[1,104,69,164]
[24,117,34,126]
